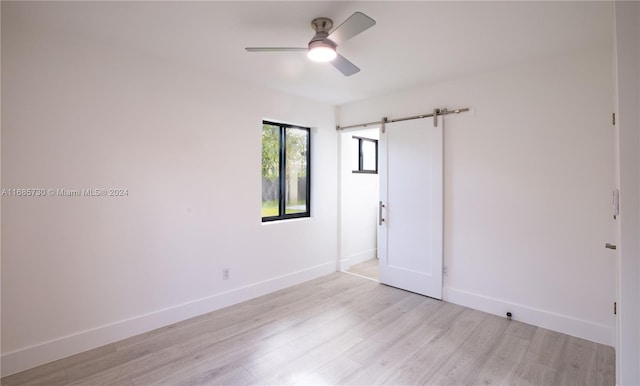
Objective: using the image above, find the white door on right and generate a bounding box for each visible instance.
[378,117,443,299]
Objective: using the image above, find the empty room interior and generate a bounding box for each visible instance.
[2,1,639,385]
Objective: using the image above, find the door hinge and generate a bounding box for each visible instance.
[612,113,616,126]
[614,301,617,315]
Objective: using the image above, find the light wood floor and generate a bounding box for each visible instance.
[2,273,615,386]
[346,258,379,281]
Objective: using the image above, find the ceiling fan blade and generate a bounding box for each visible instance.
[331,54,360,77]
[327,12,376,45]
[245,47,306,52]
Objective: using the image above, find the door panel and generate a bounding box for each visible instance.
[379,117,443,298]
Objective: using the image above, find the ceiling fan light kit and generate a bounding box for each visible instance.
[245,12,376,76]
[307,40,337,62]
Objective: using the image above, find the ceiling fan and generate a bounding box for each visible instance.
[245,12,376,77]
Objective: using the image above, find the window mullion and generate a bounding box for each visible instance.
[374,140,378,173]
[279,126,286,218]
[359,139,364,171]
[306,129,311,214]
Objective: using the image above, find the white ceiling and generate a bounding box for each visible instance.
[6,1,613,106]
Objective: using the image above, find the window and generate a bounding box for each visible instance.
[352,136,378,174]
[262,121,310,221]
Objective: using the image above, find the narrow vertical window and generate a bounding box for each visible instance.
[352,136,378,174]
[262,121,310,221]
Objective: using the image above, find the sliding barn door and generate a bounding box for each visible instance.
[378,117,443,299]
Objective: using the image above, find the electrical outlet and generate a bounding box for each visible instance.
[223,268,230,280]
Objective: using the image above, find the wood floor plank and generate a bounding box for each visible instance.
[154,288,399,385]
[0,344,115,386]
[268,293,429,384]
[289,292,438,385]
[72,278,377,385]
[467,330,532,385]
[293,358,361,386]
[426,313,511,385]
[115,273,358,350]
[426,300,467,329]
[114,272,360,352]
[1,273,616,386]
[346,258,379,280]
[256,326,365,385]
[142,314,362,385]
[67,274,371,383]
[129,281,397,385]
[553,336,598,385]
[341,296,443,366]
[510,328,568,385]
[0,369,67,386]
[504,319,538,341]
[340,315,442,385]
[596,343,616,386]
[197,366,258,386]
[381,307,486,385]
[243,288,419,383]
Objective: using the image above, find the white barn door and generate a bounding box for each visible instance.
[378,117,443,299]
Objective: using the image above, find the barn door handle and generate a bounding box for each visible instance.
[379,201,385,226]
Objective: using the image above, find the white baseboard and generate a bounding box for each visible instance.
[443,287,615,346]
[347,248,377,267]
[1,262,336,377]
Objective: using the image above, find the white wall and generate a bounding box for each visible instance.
[339,129,379,269]
[1,14,338,375]
[613,1,640,384]
[338,47,616,345]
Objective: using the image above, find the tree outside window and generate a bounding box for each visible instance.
[262,122,310,221]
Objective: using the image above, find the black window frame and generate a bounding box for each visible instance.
[262,120,311,222]
[352,136,378,174]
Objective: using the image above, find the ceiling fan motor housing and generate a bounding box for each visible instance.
[309,17,336,53]
[308,38,337,51]
[311,17,333,34]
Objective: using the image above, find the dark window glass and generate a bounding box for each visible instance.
[262,121,310,221]
[352,136,378,174]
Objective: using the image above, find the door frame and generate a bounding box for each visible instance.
[338,128,381,276]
